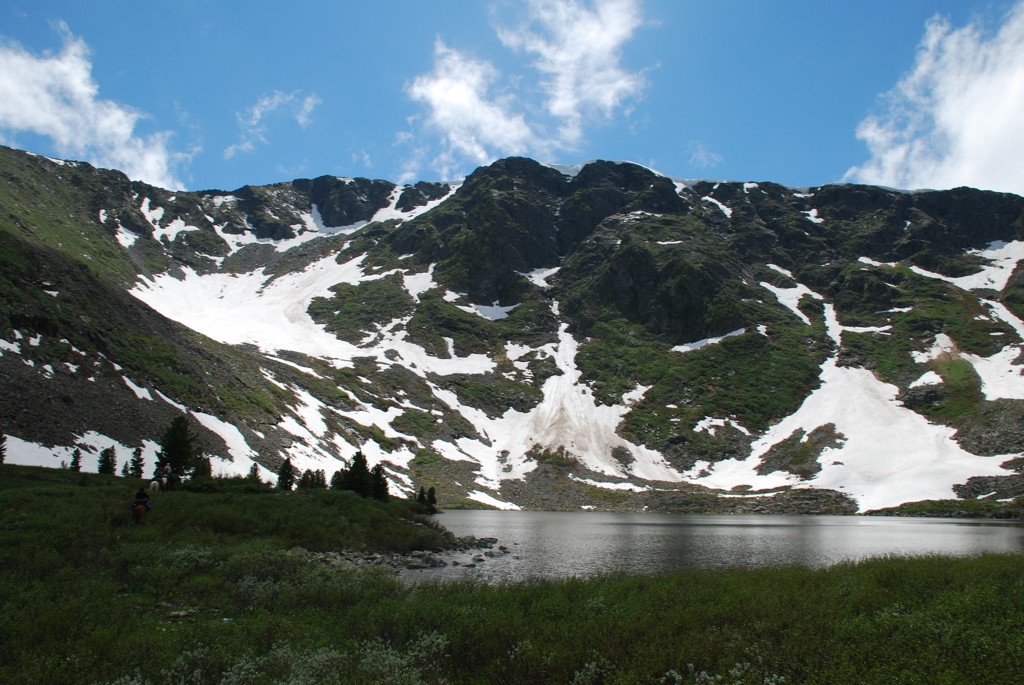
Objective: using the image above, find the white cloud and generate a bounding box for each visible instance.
[0,24,189,189]
[353,149,373,169]
[223,90,321,160]
[404,0,646,179]
[406,39,535,179]
[295,94,321,128]
[496,0,646,146]
[688,141,723,169]
[846,2,1024,195]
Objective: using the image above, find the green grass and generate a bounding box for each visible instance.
[3,464,1024,684]
[309,273,416,343]
[836,263,1019,390]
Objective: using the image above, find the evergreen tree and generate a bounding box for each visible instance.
[312,469,328,489]
[97,447,116,474]
[371,464,389,501]
[193,454,212,479]
[69,448,81,472]
[277,457,295,490]
[120,461,129,477]
[330,469,344,490]
[0,433,6,464]
[337,451,373,497]
[246,463,262,483]
[128,447,145,478]
[297,469,315,490]
[427,486,437,511]
[157,415,198,475]
[417,486,427,505]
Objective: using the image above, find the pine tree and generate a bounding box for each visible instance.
[337,451,373,497]
[371,464,389,501]
[427,486,437,512]
[120,461,129,477]
[312,469,327,489]
[277,457,295,490]
[297,469,315,490]
[246,463,262,483]
[193,454,212,479]
[157,415,198,475]
[330,470,344,490]
[417,486,427,505]
[129,447,145,478]
[69,448,81,472]
[97,447,116,474]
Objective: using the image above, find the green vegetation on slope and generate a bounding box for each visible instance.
[309,272,416,343]
[3,464,1024,684]
[0,147,141,286]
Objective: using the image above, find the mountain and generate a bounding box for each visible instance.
[2,144,1024,513]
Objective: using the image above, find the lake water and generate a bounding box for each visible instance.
[402,510,1024,583]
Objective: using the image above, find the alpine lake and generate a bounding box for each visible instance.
[402,510,1024,583]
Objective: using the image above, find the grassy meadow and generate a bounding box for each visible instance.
[2,463,1023,684]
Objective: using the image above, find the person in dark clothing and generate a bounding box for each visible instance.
[131,488,153,523]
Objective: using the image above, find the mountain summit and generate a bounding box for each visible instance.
[2,145,1024,512]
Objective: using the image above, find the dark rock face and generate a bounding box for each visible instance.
[898,385,949,410]
[388,157,568,303]
[295,175,396,227]
[953,474,1024,500]
[396,181,450,212]
[953,400,1024,455]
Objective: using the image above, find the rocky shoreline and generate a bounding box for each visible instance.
[292,534,514,574]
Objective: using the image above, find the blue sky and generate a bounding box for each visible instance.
[1,1,1022,195]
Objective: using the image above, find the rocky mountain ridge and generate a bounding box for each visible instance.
[2,144,1024,513]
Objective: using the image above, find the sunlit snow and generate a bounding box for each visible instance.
[760,265,822,325]
[694,291,1015,511]
[702,196,733,218]
[122,376,152,400]
[519,266,560,288]
[803,208,824,224]
[467,490,522,510]
[426,312,684,490]
[673,328,745,353]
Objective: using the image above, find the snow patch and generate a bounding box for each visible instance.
[403,266,436,302]
[0,337,20,355]
[519,266,560,288]
[673,328,745,353]
[760,265,823,325]
[190,411,270,479]
[570,476,650,492]
[862,241,1024,293]
[702,196,733,218]
[694,300,1013,511]
[122,376,152,400]
[694,417,750,436]
[426,313,683,489]
[2,432,159,475]
[912,334,956,364]
[457,300,519,321]
[467,490,522,510]
[910,371,943,388]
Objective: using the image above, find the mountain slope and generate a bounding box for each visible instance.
[2,145,1024,512]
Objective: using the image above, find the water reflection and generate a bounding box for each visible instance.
[403,511,1024,583]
